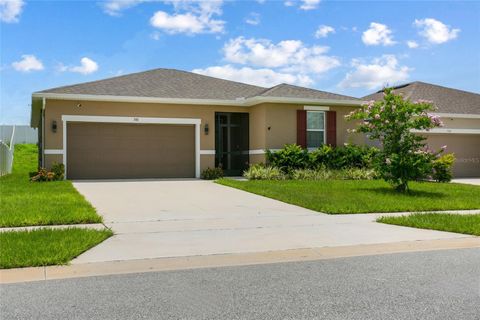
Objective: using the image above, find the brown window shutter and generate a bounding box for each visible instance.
[296,110,307,148]
[326,111,337,147]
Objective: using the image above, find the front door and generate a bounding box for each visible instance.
[215,112,249,176]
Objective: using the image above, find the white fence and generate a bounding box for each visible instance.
[0,125,37,145]
[0,126,15,176]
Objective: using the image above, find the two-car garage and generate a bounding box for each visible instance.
[64,117,200,180]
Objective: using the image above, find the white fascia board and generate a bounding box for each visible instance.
[244,96,362,107]
[433,113,480,119]
[32,92,363,108]
[413,128,480,135]
[33,92,246,107]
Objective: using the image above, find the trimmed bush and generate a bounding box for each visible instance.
[243,164,286,180]
[266,144,309,172]
[432,153,455,182]
[201,167,224,180]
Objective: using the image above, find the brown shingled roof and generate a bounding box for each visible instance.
[255,83,361,101]
[363,81,480,114]
[36,68,359,102]
[39,68,266,100]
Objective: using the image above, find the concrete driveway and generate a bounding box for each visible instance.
[72,180,472,263]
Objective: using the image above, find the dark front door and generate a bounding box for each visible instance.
[215,112,249,176]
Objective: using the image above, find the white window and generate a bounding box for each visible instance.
[306,111,325,148]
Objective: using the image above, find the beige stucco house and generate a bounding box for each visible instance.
[30,69,479,179]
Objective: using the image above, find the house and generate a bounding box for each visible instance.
[364,82,480,177]
[30,69,479,179]
[30,68,362,179]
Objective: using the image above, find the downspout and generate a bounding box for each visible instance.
[41,97,46,167]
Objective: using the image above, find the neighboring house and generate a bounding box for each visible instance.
[364,82,480,178]
[30,69,479,179]
[30,68,362,179]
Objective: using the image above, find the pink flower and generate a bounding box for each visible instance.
[427,114,444,127]
[441,145,447,150]
[374,114,380,119]
[385,158,391,165]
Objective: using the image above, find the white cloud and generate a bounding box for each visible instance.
[315,25,335,38]
[0,0,24,23]
[102,0,145,16]
[12,55,44,72]
[223,36,340,74]
[194,36,340,88]
[150,0,225,34]
[414,18,460,44]
[406,40,419,48]
[245,12,260,26]
[60,57,99,75]
[192,65,313,87]
[284,0,320,10]
[339,55,411,89]
[300,0,320,10]
[362,22,395,46]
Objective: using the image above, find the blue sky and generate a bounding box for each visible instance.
[1,0,479,124]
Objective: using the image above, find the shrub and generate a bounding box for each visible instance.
[290,168,334,180]
[266,144,309,172]
[51,162,65,180]
[339,168,379,180]
[309,144,378,170]
[243,164,286,180]
[30,162,65,182]
[201,167,224,180]
[432,153,455,182]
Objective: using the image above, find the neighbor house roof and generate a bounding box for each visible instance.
[363,81,480,115]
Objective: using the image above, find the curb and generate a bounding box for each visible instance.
[1,237,479,284]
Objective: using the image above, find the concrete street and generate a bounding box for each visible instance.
[72,180,472,263]
[2,248,479,319]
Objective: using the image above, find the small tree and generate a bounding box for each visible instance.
[346,88,444,192]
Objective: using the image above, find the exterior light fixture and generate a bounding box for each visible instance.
[204,123,209,135]
[52,120,57,133]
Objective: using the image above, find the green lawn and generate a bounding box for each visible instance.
[217,179,480,214]
[377,213,480,236]
[0,228,113,269]
[0,144,102,227]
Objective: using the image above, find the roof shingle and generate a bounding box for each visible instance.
[37,68,359,102]
[363,81,480,114]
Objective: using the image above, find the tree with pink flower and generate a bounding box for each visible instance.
[346,87,447,192]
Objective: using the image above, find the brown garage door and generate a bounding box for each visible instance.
[67,122,195,179]
[427,134,480,177]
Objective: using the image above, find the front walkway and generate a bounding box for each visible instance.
[71,180,473,264]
